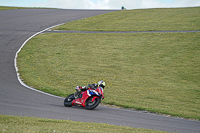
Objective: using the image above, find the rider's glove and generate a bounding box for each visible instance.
[75,86,81,92]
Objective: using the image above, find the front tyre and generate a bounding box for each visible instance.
[85,97,100,110]
[64,94,75,107]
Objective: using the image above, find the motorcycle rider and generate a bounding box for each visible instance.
[74,80,105,98]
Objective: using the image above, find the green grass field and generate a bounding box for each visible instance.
[0,6,26,10]
[0,6,55,10]
[1,115,166,133]
[55,7,200,31]
[17,6,200,121]
[18,32,200,120]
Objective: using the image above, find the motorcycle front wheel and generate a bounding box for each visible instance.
[64,94,75,107]
[85,97,100,110]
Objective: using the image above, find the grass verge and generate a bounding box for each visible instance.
[0,114,166,133]
[0,6,27,10]
[17,32,200,120]
[55,7,200,31]
[0,6,55,10]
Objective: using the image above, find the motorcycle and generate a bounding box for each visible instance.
[64,84,104,110]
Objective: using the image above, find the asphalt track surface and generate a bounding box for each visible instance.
[0,9,200,133]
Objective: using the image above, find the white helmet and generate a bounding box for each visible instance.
[98,80,106,88]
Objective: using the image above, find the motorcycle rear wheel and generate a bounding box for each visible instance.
[85,97,100,110]
[64,94,75,107]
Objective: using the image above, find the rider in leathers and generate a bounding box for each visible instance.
[74,80,105,98]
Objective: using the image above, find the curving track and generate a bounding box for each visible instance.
[0,9,200,133]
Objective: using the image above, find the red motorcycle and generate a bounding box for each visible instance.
[64,81,105,110]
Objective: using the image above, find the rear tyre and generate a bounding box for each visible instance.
[64,94,75,107]
[85,97,100,110]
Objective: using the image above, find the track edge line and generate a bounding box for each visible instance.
[14,23,65,100]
